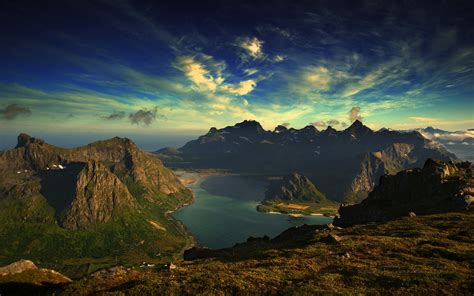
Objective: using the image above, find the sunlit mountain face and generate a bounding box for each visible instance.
[0,0,473,150]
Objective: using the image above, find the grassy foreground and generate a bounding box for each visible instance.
[53,210,474,295]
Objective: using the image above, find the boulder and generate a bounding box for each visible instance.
[0,259,37,276]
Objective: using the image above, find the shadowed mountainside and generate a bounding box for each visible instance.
[158,120,456,203]
[334,159,473,227]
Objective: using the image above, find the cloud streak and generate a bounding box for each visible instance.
[103,111,126,120]
[129,107,161,126]
[0,104,31,120]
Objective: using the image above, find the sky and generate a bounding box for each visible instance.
[0,0,473,149]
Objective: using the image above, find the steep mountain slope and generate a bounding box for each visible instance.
[257,172,338,215]
[62,161,137,230]
[334,159,473,227]
[0,134,193,276]
[158,120,456,202]
[264,172,327,203]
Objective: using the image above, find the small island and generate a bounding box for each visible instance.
[257,172,339,216]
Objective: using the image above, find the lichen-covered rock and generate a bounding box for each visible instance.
[334,159,473,227]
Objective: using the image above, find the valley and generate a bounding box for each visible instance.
[0,127,472,294]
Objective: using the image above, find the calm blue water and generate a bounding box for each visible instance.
[173,175,333,249]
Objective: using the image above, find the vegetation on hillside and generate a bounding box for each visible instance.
[54,211,474,295]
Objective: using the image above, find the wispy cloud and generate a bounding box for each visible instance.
[103,110,126,120]
[220,80,256,95]
[129,107,162,126]
[0,103,31,120]
[243,68,258,76]
[310,121,326,128]
[236,36,264,61]
[349,106,362,122]
[174,55,225,92]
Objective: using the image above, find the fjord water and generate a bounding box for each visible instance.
[173,175,333,249]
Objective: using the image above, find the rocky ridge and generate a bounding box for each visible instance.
[0,134,187,229]
[334,159,473,227]
[158,120,456,202]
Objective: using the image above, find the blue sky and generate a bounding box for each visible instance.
[0,0,473,148]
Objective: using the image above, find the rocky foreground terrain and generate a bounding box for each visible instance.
[334,159,473,227]
[2,211,472,295]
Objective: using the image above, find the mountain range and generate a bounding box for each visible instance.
[0,134,192,276]
[158,120,456,203]
[416,127,474,162]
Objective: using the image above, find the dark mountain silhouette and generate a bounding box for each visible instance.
[158,120,457,202]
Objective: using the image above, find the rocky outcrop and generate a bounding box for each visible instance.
[62,161,136,230]
[0,259,72,285]
[264,172,327,203]
[334,159,473,227]
[0,259,37,276]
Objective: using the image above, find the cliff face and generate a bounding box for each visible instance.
[264,172,327,203]
[0,134,187,230]
[334,159,473,227]
[62,161,136,230]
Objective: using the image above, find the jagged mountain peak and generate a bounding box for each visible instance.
[16,133,45,148]
[207,127,218,135]
[323,126,337,133]
[274,125,288,133]
[344,120,372,133]
[302,125,318,131]
[234,120,264,132]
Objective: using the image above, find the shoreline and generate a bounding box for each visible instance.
[257,207,337,218]
[165,170,230,256]
[174,169,231,187]
[165,201,199,259]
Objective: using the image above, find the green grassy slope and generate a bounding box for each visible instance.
[0,188,193,278]
[60,211,474,295]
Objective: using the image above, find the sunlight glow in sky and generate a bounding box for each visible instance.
[0,0,473,140]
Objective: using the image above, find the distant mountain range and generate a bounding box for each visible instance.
[416,127,474,162]
[157,120,457,203]
[0,134,192,275]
